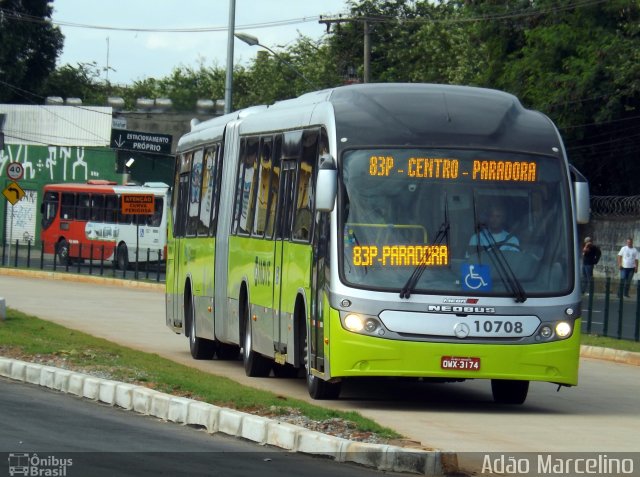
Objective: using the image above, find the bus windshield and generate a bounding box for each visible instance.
[340,148,572,297]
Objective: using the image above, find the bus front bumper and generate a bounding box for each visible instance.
[327,316,581,386]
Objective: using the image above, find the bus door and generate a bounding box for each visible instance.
[169,162,191,328]
[272,158,297,358]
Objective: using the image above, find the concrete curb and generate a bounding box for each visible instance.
[0,267,164,291]
[0,357,456,476]
[580,345,640,366]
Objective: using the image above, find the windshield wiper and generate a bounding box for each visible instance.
[400,221,449,299]
[476,224,527,303]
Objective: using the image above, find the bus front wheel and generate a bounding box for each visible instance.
[302,318,341,400]
[491,379,529,405]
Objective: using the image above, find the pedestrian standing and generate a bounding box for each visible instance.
[617,237,639,297]
[581,237,601,294]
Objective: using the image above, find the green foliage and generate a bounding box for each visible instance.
[0,0,64,103]
[39,62,108,105]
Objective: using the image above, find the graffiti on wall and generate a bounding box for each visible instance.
[5,189,38,243]
[0,145,114,182]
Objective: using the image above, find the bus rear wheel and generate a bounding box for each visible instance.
[116,243,129,270]
[242,302,272,377]
[187,290,215,360]
[56,239,71,266]
[491,379,529,404]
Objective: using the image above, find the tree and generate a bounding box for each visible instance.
[0,0,64,103]
[465,0,640,194]
[39,62,108,105]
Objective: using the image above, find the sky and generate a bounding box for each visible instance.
[51,0,350,85]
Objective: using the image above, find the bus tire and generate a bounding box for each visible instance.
[56,239,71,266]
[303,317,341,400]
[491,379,529,405]
[186,288,215,360]
[116,243,129,270]
[242,302,272,377]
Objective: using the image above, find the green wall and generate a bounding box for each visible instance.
[1,144,119,246]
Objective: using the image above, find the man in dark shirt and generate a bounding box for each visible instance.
[582,237,601,294]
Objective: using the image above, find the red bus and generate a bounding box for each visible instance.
[40,180,169,269]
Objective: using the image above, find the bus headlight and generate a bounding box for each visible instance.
[555,321,572,338]
[539,325,553,339]
[344,313,365,332]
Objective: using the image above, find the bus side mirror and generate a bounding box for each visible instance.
[316,154,337,212]
[570,165,590,224]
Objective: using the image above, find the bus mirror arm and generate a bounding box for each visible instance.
[316,154,337,212]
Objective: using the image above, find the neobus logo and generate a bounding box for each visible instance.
[428,305,495,314]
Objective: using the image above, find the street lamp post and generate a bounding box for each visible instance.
[224,0,236,114]
[234,32,317,89]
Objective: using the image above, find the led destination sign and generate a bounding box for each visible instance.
[369,156,537,182]
[352,244,448,267]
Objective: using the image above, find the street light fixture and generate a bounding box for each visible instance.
[234,32,317,89]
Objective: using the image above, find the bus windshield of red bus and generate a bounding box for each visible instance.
[340,148,572,297]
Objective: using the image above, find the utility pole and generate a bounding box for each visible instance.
[319,16,371,83]
[224,0,236,114]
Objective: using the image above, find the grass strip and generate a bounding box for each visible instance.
[0,308,400,440]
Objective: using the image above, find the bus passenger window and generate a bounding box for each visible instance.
[252,138,273,237]
[61,193,75,220]
[198,147,216,236]
[104,194,118,223]
[292,129,317,242]
[90,195,105,222]
[148,198,163,227]
[187,149,204,236]
[77,194,90,221]
[237,138,259,235]
[264,136,282,239]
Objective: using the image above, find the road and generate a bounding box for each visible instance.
[0,378,395,477]
[1,271,639,473]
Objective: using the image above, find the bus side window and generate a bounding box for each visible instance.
[104,194,118,223]
[148,198,163,227]
[61,193,75,220]
[91,194,105,222]
[264,136,282,239]
[252,137,273,238]
[208,145,221,237]
[198,146,216,236]
[187,149,204,236]
[77,193,90,221]
[234,137,259,235]
[292,129,318,242]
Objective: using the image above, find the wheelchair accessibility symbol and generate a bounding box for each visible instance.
[461,264,492,291]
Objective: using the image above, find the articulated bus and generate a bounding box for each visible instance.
[41,180,169,269]
[166,83,590,404]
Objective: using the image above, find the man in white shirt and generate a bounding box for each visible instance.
[617,237,639,297]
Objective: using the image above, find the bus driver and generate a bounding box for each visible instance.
[468,204,520,252]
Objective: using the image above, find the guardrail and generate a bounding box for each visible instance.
[1,239,164,283]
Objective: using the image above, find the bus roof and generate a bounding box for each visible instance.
[177,83,562,156]
[43,182,169,195]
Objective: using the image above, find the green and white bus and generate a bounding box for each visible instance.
[166,83,590,404]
